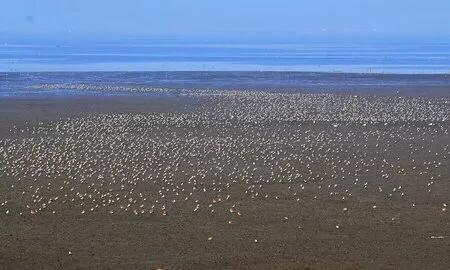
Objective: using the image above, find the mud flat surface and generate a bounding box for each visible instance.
[0,80,449,269]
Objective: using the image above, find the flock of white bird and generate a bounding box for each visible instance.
[0,87,448,232]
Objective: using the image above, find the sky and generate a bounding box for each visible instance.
[1,0,450,40]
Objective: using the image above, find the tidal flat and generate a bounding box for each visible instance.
[0,72,449,269]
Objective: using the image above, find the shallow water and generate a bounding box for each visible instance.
[1,71,450,97]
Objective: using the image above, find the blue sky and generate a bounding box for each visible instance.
[1,0,450,39]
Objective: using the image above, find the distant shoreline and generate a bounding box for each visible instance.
[1,70,450,75]
[2,70,449,75]
[1,71,449,98]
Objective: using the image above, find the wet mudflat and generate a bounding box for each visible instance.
[0,88,449,269]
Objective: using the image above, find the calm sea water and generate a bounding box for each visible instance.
[0,39,449,74]
[1,39,449,97]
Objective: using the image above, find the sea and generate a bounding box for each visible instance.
[0,38,449,97]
